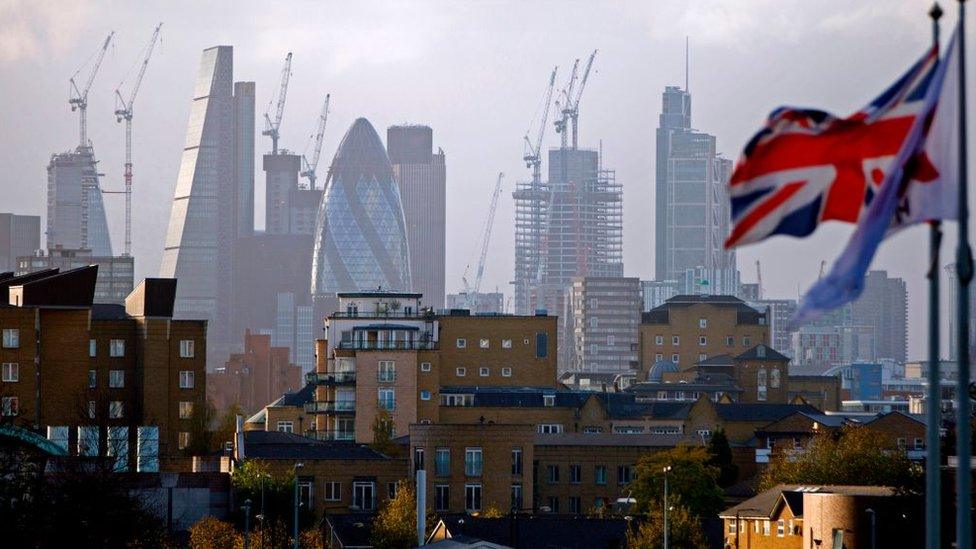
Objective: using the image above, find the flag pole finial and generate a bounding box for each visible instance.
[930,2,943,20]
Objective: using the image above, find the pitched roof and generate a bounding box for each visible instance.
[697,354,735,367]
[432,515,630,549]
[714,403,821,422]
[720,484,897,519]
[736,344,790,362]
[274,383,316,407]
[243,430,394,460]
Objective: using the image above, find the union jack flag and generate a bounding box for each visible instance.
[725,45,940,248]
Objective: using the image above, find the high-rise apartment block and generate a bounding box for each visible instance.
[654,85,736,284]
[388,125,446,310]
[264,153,321,236]
[850,270,907,364]
[446,292,505,314]
[160,46,255,367]
[565,276,640,374]
[0,213,40,273]
[46,148,114,256]
[749,298,799,357]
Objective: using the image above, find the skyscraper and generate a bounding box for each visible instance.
[46,148,113,256]
[565,276,640,374]
[387,125,446,310]
[311,118,411,303]
[0,213,40,273]
[851,270,907,363]
[654,85,736,284]
[161,46,254,367]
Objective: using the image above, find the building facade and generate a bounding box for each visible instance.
[17,247,133,305]
[0,213,40,273]
[388,125,446,310]
[565,276,640,374]
[850,270,907,363]
[46,148,113,256]
[446,292,505,314]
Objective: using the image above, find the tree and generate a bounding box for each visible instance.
[630,446,724,517]
[370,408,402,457]
[232,459,304,547]
[706,429,739,487]
[625,503,708,549]
[189,517,242,549]
[760,425,922,493]
[371,481,417,549]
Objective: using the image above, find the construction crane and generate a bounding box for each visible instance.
[112,23,162,258]
[462,172,505,311]
[755,260,763,299]
[300,94,330,190]
[565,49,597,149]
[523,67,557,185]
[263,52,293,155]
[819,260,827,279]
[69,31,115,149]
[553,58,579,150]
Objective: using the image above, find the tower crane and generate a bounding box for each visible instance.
[755,260,763,299]
[523,67,557,185]
[462,172,505,311]
[263,52,293,155]
[69,31,115,149]
[553,58,579,150]
[566,49,597,149]
[300,94,330,190]
[112,23,162,258]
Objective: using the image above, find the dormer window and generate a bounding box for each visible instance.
[757,345,766,358]
[543,395,555,407]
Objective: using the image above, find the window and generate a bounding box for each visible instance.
[89,339,96,357]
[109,370,124,388]
[897,437,907,448]
[655,353,663,362]
[547,464,559,483]
[465,484,482,512]
[652,426,682,435]
[914,438,924,450]
[178,431,190,450]
[595,497,606,509]
[179,370,195,389]
[607,334,615,346]
[109,339,125,357]
[179,401,193,419]
[109,401,124,419]
[442,394,474,407]
[699,335,707,346]
[434,484,450,511]
[655,335,664,345]
[179,339,194,358]
[378,361,395,382]
[763,520,771,535]
[511,484,523,510]
[420,390,431,401]
[757,369,768,402]
[2,329,19,348]
[414,447,425,472]
[479,338,489,348]
[479,367,489,377]
[726,336,734,346]
[770,368,781,388]
[388,482,398,500]
[671,354,680,363]
[617,465,633,485]
[378,388,395,411]
[543,394,555,407]
[672,335,680,345]
[277,421,294,433]
[501,367,512,377]
[420,361,432,372]
[1,363,18,382]
[535,332,548,358]
[743,335,751,347]
[456,338,467,348]
[729,521,737,534]
[569,496,581,514]
[435,448,450,476]
[1,396,18,416]
[353,481,376,511]
[456,367,466,377]
[88,400,96,419]
[538,424,563,434]
[570,464,581,484]
[547,496,559,513]
[465,447,483,476]
[698,353,707,362]
[699,318,708,328]
[777,520,785,537]
[502,339,512,348]
[595,465,607,485]
[324,481,341,501]
[512,448,523,475]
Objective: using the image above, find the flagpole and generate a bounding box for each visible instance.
[955,0,973,547]
[927,4,944,545]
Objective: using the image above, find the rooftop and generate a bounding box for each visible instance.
[242,430,396,460]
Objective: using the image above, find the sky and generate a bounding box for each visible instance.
[0,0,973,360]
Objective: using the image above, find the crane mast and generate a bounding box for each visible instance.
[464,172,505,311]
[755,260,763,299]
[568,49,597,149]
[523,67,557,185]
[69,31,114,149]
[263,52,293,155]
[300,94,330,189]
[112,23,162,258]
[553,58,579,150]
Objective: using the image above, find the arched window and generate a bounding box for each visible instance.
[771,368,781,388]
[757,368,767,387]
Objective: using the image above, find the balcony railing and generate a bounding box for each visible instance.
[304,401,356,414]
[312,431,356,441]
[305,371,357,385]
[331,310,432,319]
[336,340,436,351]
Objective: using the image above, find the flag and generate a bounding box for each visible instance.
[794,28,960,323]
[725,44,940,249]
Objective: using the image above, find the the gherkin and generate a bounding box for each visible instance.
[311,118,412,297]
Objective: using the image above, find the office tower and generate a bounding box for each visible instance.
[16,248,134,304]
[850,270,907,363]
[944,264,976,361]
[311,118,412,303]
[46,149,113,256]
[654,85,736,283]
[513,147,623,315]
[565,276,640,374]
[0,213,40,272]
[749,298,799,356]
[161,46,254,367]
[264,152,322,236]
[446,291,504,313]
[640,279,680,311]
[387,125,446,310]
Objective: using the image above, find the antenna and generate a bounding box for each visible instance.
[685,36,689,93]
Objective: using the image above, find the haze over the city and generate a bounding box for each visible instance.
[1,0,972,358]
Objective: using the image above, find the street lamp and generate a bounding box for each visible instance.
[242,499,252,549]
[663,465,673,549]
[260,473,270,549]
[866,508,876,549]
[293,463,304,549]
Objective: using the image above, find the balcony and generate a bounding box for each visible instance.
[304,401,356,414]
[332,310,432,319]
[336,340,436,351]
[305,371,357,385]
[312,431,356,441]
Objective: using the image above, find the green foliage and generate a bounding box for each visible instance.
[625,504,708,549]
[480,502,504,518]
[232,459,310,546]
[371,481,418,549]
[630,446,725,518]
[760,425,922,493]
[371,407,402,457]
[189,517,242,549]
[706,429,739,487]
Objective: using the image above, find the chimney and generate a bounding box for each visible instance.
[235,414,245,460]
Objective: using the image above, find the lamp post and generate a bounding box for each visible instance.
[242,499,252,549]
[663,465,672,549]
[866,508,876,549]
[260,473,269,549]
[293,463,304,549]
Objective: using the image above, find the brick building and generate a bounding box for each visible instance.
[209,330,302,415]
[0,267,207,470]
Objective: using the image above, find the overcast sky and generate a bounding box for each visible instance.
[1,0,973,359]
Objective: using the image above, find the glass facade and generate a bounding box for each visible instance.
[311,118,411,296]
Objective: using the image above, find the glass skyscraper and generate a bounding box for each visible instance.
[311,118,411,298]
[46,148,113,256]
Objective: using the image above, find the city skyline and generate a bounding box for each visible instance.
[0,1,971,359]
